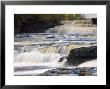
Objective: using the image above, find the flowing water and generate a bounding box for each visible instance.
[14,20,97,76]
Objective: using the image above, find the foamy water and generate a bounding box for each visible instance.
[14,50,97,76]
[14,51,62,63]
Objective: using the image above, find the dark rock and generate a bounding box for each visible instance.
[58,56,67,62]
[38,67,97,76]
[91,18,97,25]
[79,69,92,76]
[67,46,97,66]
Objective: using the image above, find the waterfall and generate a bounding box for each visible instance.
[35,44,89,56]
[14,49,69,69]
[15,45,83,66]
[59,45,67,56]
[14,44,72,67]
[14,51,62,63]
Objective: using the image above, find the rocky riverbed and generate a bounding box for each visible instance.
[38,67,96,76]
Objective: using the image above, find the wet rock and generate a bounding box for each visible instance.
[79,69,92,76]
[67,46,97,66]
[58,56,67,62]
[38,67,96,76]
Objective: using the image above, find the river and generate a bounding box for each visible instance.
[14,20,97,76]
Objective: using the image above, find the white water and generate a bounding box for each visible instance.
[78,60,97,67]
[14,50,68,75]
[14,20,97,76]
[14,49,68,69]
[15,51,61,63]
[14,49,96,76]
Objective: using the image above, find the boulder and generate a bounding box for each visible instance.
[58,56,67,62]
[67,46,97,66]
